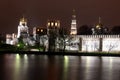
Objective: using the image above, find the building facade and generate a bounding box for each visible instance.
[47,19,60,51]
[17,17,29,38]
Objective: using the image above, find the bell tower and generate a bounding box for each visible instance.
[17,16,29,38]
[70,9,77,35]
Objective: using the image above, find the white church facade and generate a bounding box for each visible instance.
[6,17,35,46]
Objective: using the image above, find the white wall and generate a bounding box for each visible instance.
[74,35,120,52]
[82,38,99,52]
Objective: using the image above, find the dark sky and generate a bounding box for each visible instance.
[0,0,120,34]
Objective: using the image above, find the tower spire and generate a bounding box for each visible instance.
[20,14,27,22]
[18,15,28,38]
[72,9,76,19]
[99,16,101,24]
[73,9,75,14]
[70,9,77,35]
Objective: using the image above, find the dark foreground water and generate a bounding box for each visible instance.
[0,54,120,80]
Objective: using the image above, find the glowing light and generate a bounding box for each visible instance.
[37,29,40,31]
[70,14,77,35]
[17,44,20,47]
[16,54,20,60]
[72,20,76,24]
[6,34,12,39]
[63,56,69,80]
[58,23,60,27]
[64,56,69,63]
[96,25,100,28]
[51,22,54,26]
[55,22,58,26]
[47,22,50,26]
[14,54,21,80]
[24,54,28,60]
[41,29,43,32]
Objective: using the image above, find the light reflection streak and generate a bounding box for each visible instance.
[23,54,28,79]
[13,54,29,80]
[85,57,91,80]
[14,54,21,80]
[63,56,69,80]
[109,57,113,80]
[16,54,20,60]
[101,57,113,80]
[24,54,28,60]
[84,57,99,80]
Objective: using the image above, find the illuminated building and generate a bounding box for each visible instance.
[6,17,35,46]
[33,27,47,46]
[91,17,108,35]
[33,27,47,37]
[47,20,60,35]
[6,33,17,45]
[6,34,12,44]
[5,14,120,53]
[11,33,18,45]
[70,9,77,35]
[47,19,60,51]
[17,17,29,38]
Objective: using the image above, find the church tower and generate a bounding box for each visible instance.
[17,16,29,38]
[70,9,77,35]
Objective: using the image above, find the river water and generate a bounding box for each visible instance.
[0,54,120,80]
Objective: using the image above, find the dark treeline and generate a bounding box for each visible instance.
[77,25,120,35]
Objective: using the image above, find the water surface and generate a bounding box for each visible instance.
[0,54,120,80]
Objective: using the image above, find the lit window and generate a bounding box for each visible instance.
[37,29,40,31]
[98,27,101,30]
[51,22,54,26]
[48,22,50,26]
[41,29,43,32]
[55,22,58,26]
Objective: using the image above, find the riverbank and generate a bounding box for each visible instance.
[0,51,120,57]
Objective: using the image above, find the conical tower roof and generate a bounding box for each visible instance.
[96,17,103,29]
[20,16,27,22]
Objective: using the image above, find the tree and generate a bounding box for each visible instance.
[17,36,26,51]
[40,35,48,51]
[0,34,5,44]
[111,26,120,34]
[106,42,118,53]
[48,28,58,52]
[58,27,71,51]
[77,25,92,35]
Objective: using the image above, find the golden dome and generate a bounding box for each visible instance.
[20,17,27,22]
[96,17,103,29]
[96,23,103,30]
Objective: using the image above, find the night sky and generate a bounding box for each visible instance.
[0,0,120,34]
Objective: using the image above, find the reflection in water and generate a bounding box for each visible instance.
[14,54,21,80]
[63,56,69,80]
[2,54,120,80]
[109,57,113,80]
[101,57,116,80]
[13,54,29,80]
[84,57,98,80]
